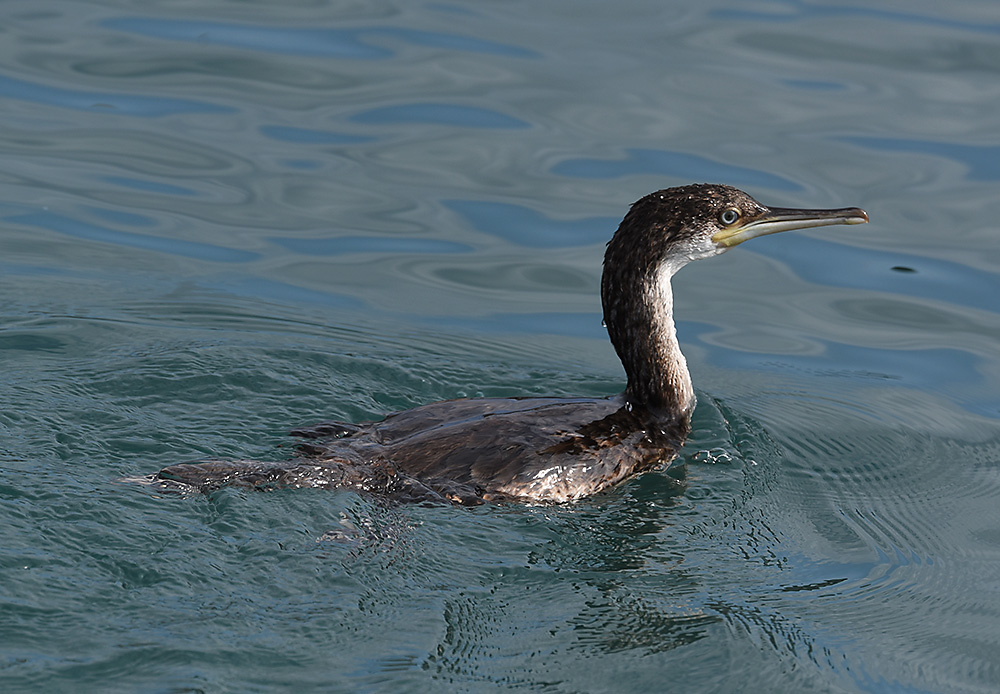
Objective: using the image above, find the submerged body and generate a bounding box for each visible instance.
[148,184,867,504]
[157,396,689,504]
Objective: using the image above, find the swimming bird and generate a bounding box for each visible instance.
[149,184,867,504]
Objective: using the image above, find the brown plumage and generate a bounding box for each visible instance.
[148,184,867,504]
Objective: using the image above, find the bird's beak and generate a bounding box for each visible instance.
[712,205,868,248]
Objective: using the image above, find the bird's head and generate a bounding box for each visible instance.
[606,183,868,277]
[601,183,868,415]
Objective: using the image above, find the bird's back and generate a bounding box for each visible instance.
[152,395,688,504]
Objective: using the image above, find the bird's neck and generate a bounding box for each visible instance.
[604,263,695,419]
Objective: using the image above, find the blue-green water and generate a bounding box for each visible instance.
[3,1,1000,692]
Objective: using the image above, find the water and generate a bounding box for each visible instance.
[2,1,1000,692]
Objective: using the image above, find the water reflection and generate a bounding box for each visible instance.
[259,125,374,145]
[351,103,529,129]
[553,148,803,191]
[2,0,1000,691]
[272,235,472,256]
[714,2,1000,36]
[443,199,614,247]
[0,72,231,117]
[324,397,871,686]
[766,234,1000,316]
[103,176,198,197]
[843,136,1000,181]
[104,18,539,59]
[7,209,258,262]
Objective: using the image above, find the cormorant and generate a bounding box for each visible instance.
[147,184,867,504]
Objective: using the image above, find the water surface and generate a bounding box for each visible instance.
[2,1,1000,692]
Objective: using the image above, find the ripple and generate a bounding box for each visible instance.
[102,176,198,197]
[211,278,365,311]
[2,127,251,180]
[431,259,592,293]
[258,125,375,146]
[718,341,984,408]
[444,199,614,248]
[0,333,66,353]
[713,3,1000,36]
[552,148,803,191]
[841,136,1000,181]
[351,103,529,129]
[104,18,538,59]
[0,72,231,117]
[648,387,1000,688]
[271,235,472,256]
[781,78,849,92]
[433,311,602,339]
[716,382,1000,687]
[2,0,999,691]
[7,209,258,263]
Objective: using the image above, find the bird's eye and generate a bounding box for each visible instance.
[719,208,740,226]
